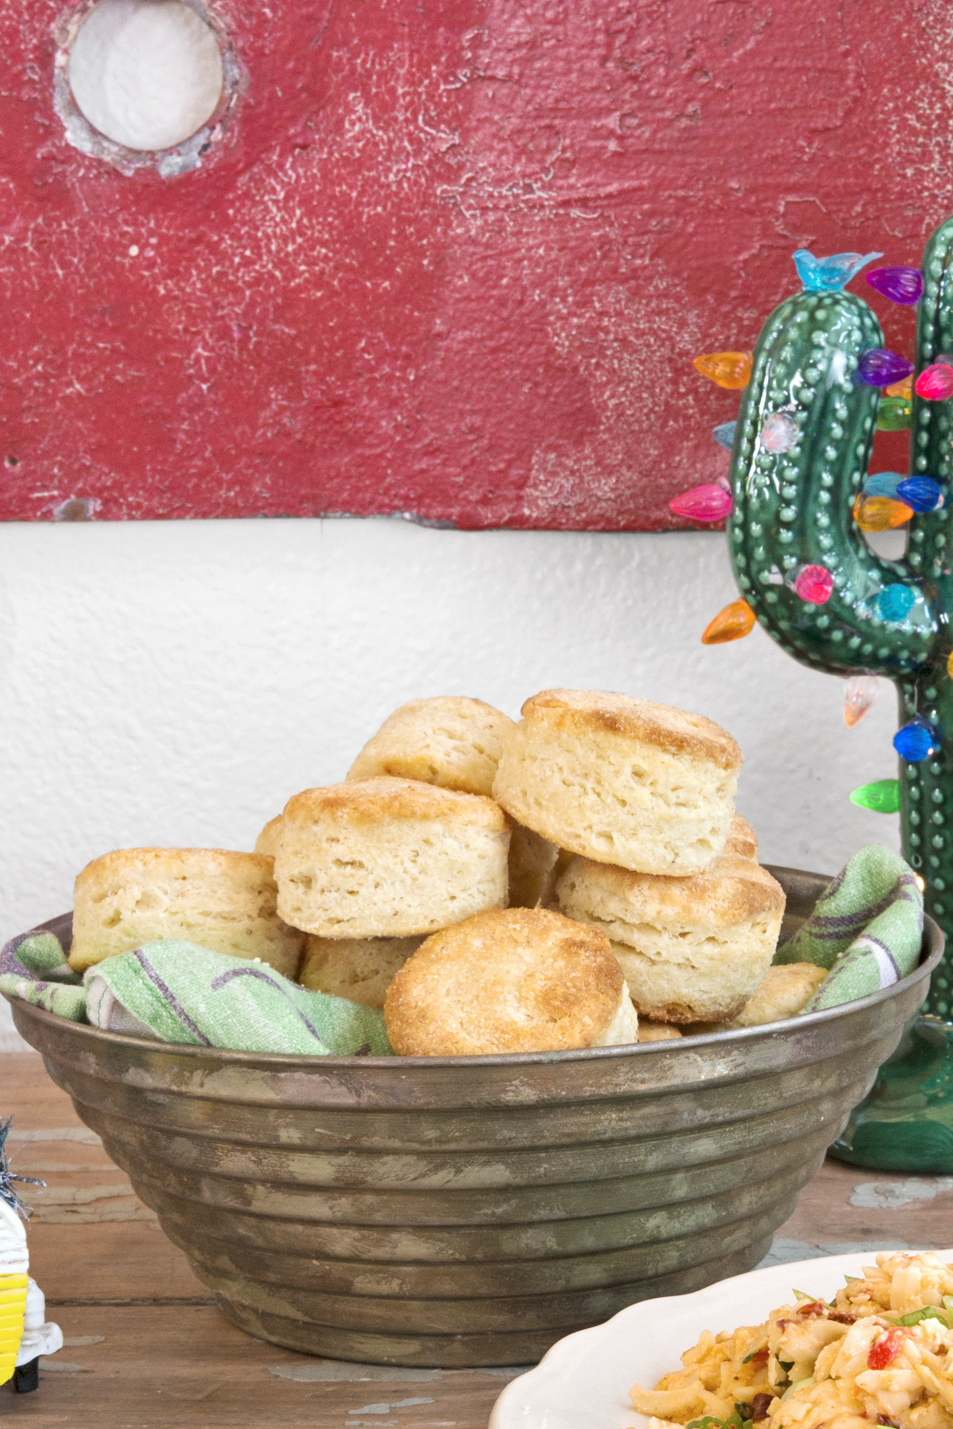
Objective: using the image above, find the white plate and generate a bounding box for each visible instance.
[489,1249,953,1429]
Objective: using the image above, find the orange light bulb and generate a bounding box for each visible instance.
[701,598,756,645]
[852,494,914,532]
[693,351,753,390]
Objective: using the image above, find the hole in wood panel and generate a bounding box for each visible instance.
[67,0,223,152]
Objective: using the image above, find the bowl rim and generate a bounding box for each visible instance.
[5,907,942,1073]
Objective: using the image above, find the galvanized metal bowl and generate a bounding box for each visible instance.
[6,867,942,1368]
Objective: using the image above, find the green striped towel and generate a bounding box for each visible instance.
[1,928,392,1056]
[0,925,86,1021]
[775,844,923,1012]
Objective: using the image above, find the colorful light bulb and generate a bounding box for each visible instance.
[669,484,733,523]
[793,249,882,292]
[850,778,901,813]
[693,352,752,390]
[857,350,915,387]
[865,266,924,306]
[843,675,880,728]
[896,476,943,512]
[701,598,756,645]
[792,564,833,604]
[876,396,912,431]
[948,650,953,680]
[712,421,737,451]
[874,584,917,621]
[760,412,799,453]
[863,471,904,498]
[885,375,913,398]
[915,362,953,400]
[852,494,914,531]
[894,719,937,762]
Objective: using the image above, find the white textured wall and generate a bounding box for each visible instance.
[0,518,901,1049]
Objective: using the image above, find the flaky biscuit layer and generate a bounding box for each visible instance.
[493,690,741,876]
[347,697,514,797]
[69,848,304,977]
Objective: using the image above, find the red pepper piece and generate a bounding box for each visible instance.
[868,1329,904,1369]
[796,1301,827,1316]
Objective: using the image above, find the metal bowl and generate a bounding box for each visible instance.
[7,867,942,1367]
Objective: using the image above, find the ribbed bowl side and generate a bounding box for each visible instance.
[6,882,942,1367]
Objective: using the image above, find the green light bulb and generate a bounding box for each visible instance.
[849,779,901,814]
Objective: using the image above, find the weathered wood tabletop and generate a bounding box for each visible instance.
[3,1050,952,1429]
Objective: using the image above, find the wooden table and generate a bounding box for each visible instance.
[3,1050,953,1428]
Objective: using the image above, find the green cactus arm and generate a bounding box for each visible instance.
[907,216,953,587]
[726,288,938,679]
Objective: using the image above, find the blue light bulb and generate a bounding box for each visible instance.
[894,720,937,762]
[875,584,917,621]
[896,476,943,513]
[713,421,737,451]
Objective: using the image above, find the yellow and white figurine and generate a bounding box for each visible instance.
[0,1196,61,1389]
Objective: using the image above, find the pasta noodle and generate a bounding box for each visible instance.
[630,1254,953,1429]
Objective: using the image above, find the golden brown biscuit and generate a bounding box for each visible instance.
[724,814,758,861]
[637,1021,683,1043]
[299,935,423,1009]
[492,689,742,876]
[723,962,827,1028]
[383,907,639,1056]
[347,697,514,797]
[556,853,785,1023]
[275,777,510,938]
[254,815,284,858]
[69,848,304,977]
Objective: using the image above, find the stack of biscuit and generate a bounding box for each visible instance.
[69,688,824,1055]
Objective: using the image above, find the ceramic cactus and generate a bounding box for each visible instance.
[726,216,953,1024]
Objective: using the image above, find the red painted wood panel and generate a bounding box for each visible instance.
[0,0,947,529]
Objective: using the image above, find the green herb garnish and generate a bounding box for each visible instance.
[890,1306,951,1329]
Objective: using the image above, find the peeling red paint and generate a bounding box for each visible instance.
[0,0,947,528]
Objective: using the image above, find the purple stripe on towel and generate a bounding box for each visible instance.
[133,950,213,1046]
[210,966,328,1044]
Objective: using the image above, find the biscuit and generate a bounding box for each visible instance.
[69,848,304,977]
[507,821,562,909]
[299,935,423,1009]
[720,962,827,1029]
[492,689,742,876]
[275,777,510,938]
[556,853,785,1023]
[347,697,514,797]
[383,907,638,1056]
[254,816,284,859]
[724,814,758,861]
[637,1021,683,1043]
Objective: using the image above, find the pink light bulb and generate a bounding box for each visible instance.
[915,362,953,401]
[669,484,733,523]
[793,564,834,604]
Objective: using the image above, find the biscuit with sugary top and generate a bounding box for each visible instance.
[299,935,423,1009]
[254,816,284,859]
[492,689,742,876]
[384,907,638,1056]
[275,777,510,938]
[724,814,758,861]
[556,852,784,1023]
[347,697,514,797]
[69,848,304,977]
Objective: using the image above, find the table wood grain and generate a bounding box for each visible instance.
[3,1050,953,1428]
